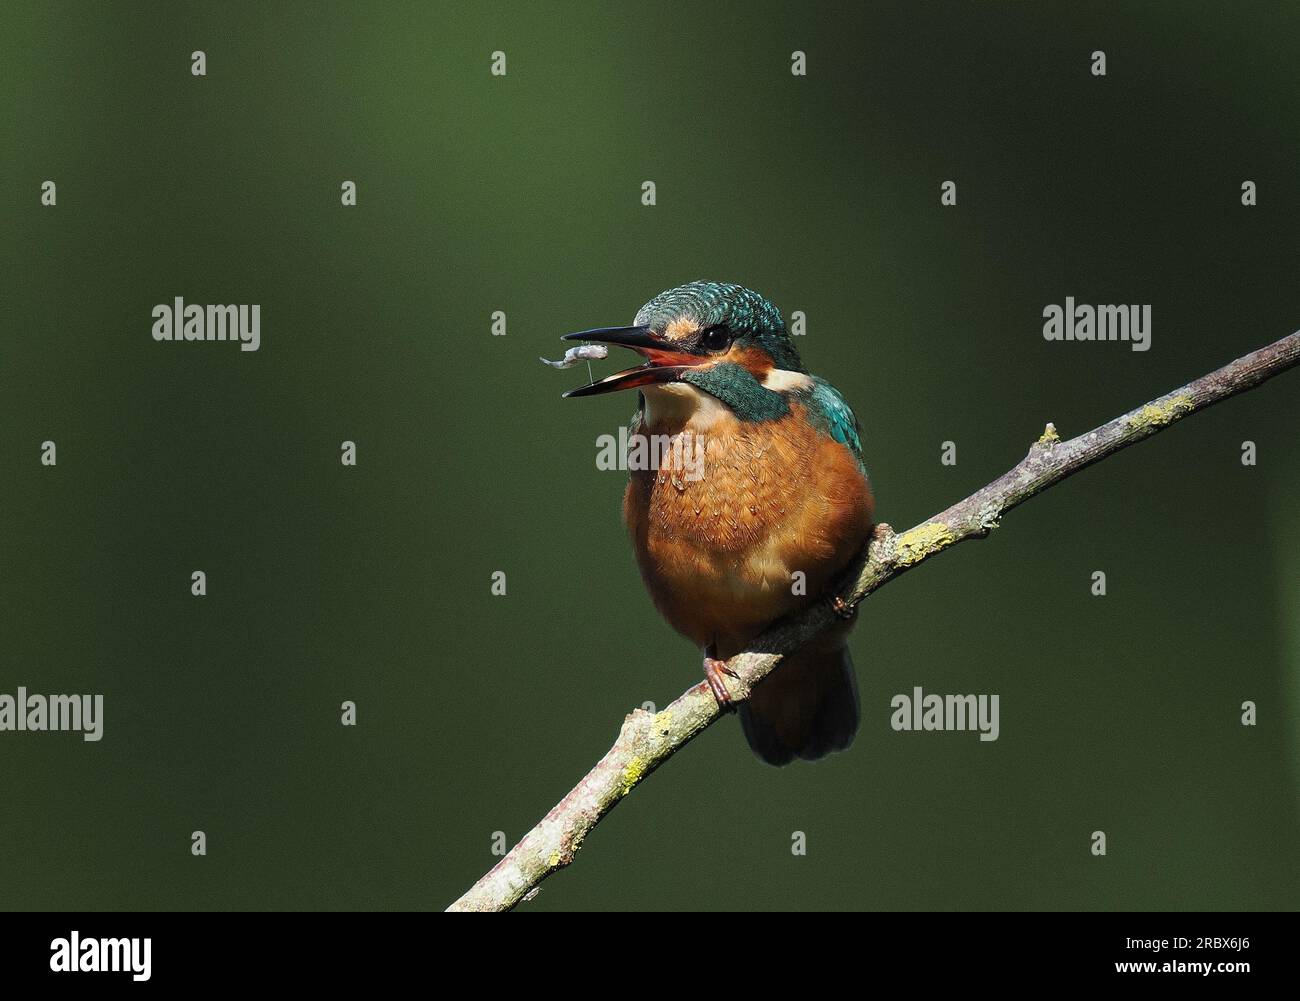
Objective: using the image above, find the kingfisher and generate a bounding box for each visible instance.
[562,281,875,765]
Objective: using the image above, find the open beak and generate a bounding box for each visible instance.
[561,326,701,398]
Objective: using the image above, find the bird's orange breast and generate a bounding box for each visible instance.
[623,401,874,657]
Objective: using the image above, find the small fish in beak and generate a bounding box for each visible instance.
[538,344,609,369]
[559,325,703,398]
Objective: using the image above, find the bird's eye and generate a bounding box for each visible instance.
[700,325,732,353]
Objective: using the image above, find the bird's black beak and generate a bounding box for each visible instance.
[561,325,699,398]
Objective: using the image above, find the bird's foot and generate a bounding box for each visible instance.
[826,593,857,621]
[703,657,740,712]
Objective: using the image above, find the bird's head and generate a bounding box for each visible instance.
[562,281,807,424]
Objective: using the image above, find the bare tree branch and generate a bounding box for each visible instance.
[447,329,1300,912]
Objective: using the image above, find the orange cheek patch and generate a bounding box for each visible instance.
[725,345,774,379]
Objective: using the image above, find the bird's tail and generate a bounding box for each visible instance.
[738,637,860,766]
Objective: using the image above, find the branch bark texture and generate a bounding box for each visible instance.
[448,329,1300,912]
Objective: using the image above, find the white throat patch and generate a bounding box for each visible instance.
[642,382,731,431]
[761,368,813,392]
[641,368,811,430]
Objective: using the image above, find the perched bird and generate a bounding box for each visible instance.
[563,281,875,765]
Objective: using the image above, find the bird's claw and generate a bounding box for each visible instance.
[827,593,856,621]
[703,657,739,712]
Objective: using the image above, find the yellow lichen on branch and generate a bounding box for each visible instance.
[1127,394,1193,429]
[893,523,956,567]
[620,756,646,796]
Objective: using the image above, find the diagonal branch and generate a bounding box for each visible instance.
[447,329,1300,912]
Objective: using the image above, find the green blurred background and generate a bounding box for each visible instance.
[2,1,1297,911]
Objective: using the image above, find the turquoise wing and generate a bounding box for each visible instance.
[809,377,866,474]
